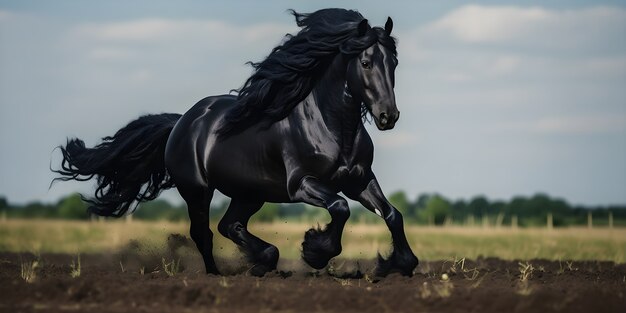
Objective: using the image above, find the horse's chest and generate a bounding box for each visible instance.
[291,101,363,181]
[300,142,364,183]
[300,142,342,174]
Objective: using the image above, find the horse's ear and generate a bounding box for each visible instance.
[385,17,393,35]
[357,19,370,36]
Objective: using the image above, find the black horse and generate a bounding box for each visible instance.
[54,9,418,277]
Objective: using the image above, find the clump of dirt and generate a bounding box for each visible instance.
[0,251,624,313]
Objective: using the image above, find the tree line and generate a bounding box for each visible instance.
[0,192,624,227]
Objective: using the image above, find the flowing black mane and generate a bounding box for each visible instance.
[218,8,397,135]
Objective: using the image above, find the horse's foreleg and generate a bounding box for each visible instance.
[293,176,350,269]
[179,185,220,275]
[218,198,279,277]
[345,173,418,277]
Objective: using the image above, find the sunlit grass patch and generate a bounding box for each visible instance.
[0,219,625,263]
[69,254,81,278]
[20,259,38,283]
[162,257,180,276]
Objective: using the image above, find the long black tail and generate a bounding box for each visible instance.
[53,113,182,217]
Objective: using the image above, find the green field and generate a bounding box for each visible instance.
[1,219,625,263]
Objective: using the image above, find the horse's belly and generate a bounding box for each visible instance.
[207,142,290,202]
[212,168,290,202]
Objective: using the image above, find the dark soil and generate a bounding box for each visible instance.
[1,241,625,313]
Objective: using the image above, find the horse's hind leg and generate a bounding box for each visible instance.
[178,184,219,275]
[218,198,279,277]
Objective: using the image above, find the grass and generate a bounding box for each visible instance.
[517,261,535,295]
[69,254,81,278]
[446,257,480,280]
[161,257,180,276]
[20,259,39,283]
[518,261,534,282]
[0,219,625,263]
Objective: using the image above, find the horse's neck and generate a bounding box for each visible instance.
[309,61,362,154]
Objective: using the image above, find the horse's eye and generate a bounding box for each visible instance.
[360,61,371,69]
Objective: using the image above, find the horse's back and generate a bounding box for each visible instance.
[164,95,235,187]
[165,95,290,201]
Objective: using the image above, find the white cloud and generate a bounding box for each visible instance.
[427,5,550,43]
[374,130,420,148]
[128,69,153,84]
[491,116,626,135]
[87,47,136,60]
[580,56,626,78]
[533,116,626,134]
[65,17,295,74]
[73,18,292,45]
[490,56,521,74]
[442,71,473,82]
[397,5,626,116]
[77,18,179,41]
[421,5,626,48]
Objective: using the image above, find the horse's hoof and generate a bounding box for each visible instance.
[375,250,418,277]
[301,227,341,269]
[249,264,273,277]
[256,245,280,267]
[241,245,279,276]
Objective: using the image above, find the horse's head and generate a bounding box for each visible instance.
[346,17,399,130]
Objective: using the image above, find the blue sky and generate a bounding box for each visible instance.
[1,1,625,206]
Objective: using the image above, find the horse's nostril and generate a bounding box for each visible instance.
[380,112,388,125]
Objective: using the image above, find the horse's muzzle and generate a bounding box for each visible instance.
[376,110,400,130]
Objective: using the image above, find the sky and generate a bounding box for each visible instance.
[0,0,625,206]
